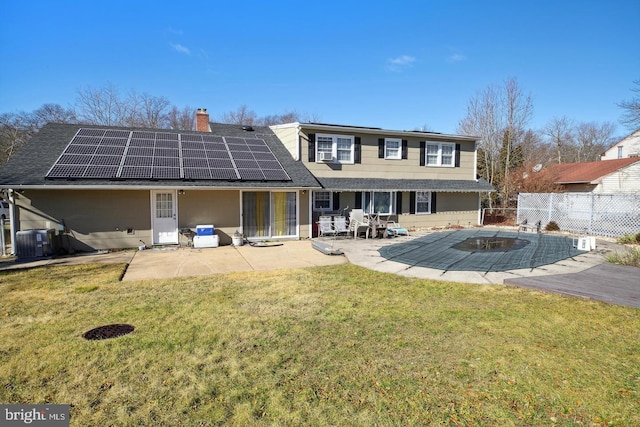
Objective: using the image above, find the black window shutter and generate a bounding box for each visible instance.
[378,138,384,158]
[355,137,361,163]
[355,192,362,209]
[396,192,403,214]
[333,192,340,211]
[308,134,316,162]
[409,191,416,214]
[455,143,461,167]
[431,192,437,213]
[419,141,426,166]
[402,140,408,159]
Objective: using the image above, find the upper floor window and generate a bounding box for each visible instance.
[618,146,623,159]
[425,142,455,167]
[316,134,354,164]
[385,138,402,159]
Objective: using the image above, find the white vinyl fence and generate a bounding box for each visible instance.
[517,193,640,238]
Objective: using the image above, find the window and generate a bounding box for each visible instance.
[313,191,332,211]
[242,191,297,238]
[316,134,354,164]
[618,146,623,159]
[425,142,455,167]
[415,191,431,214]
[385,138,401,159]
[364,191,394,215]
[155,193,173,218]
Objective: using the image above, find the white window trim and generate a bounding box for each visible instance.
[364,191,395,215]
[415,191,432,214]
[425,142,456,167]
[316,133,355,164]
[384,138,402,160]
[313,191,333,212]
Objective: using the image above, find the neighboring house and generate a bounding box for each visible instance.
[601,129,640,160]
[0,110,320,252]
[0,109,494,251]
[546,158,640,193]
[271,122,493,235]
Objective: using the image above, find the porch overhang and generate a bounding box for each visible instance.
[314,177,494,192]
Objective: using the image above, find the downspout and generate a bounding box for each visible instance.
[8,189,17,255]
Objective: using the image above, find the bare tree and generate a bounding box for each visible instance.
[501,78,533,205]
[167,105,195,130]
[541,116,575,164]
[218,105,258,126]
[457,79,533,208]
[75,82,125,126]
[137,93,171,128]
[0,113,35,165]
[30,104,77,129]
[618,79,640,131]
[458,83,503,204]
[574,121,616,162]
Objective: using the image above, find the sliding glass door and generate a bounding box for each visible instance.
[242,191,297,238]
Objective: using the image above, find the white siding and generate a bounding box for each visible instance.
[601,130,640,160]
[597,162,640,193]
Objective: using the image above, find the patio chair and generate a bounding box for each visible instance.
[348,209,370,239]
[519,219,541,233]
[317,216,337,237]
[333,216,350,236]
[385,220,409,237]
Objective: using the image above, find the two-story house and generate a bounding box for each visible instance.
[271,122,493,237]
[0,109,493,252]
[600,129,640,160]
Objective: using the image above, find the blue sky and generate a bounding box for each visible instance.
[1,0,638,135]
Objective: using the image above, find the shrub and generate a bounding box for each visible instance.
[545,221,560,232]
[606,247,640,268]
[618,233,640,245]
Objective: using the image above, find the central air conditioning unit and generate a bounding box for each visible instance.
[318,152,333,162]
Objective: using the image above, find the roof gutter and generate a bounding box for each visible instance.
[4,183,322,191]
[298,123,480,142]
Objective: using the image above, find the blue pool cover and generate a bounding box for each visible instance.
[378,229,585,273]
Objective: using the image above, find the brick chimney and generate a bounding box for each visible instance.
[196,108,211,132]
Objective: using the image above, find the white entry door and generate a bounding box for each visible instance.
[151,190,178,245]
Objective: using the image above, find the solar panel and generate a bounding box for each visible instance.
[211,169,239,180]
[90,156,122,166]
[85,165,119,178]
[152,167,180,179]
[184,168,211,179]
[183,158,208,168]
[237,169,265,180]
[120,166,152,178]
[46,128,291,182]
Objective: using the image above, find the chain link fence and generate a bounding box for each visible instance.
[517,193,640,237]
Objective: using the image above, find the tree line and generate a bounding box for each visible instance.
[0,83,314,165]
[457,78,639,209]
[1,79,639,210]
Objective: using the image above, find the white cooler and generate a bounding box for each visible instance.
[193,225,218,248]
[193,234,219,248]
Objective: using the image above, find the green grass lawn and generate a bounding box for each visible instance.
[1,263,639,426]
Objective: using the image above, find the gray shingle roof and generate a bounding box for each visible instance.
[0,123,320,189]
[315,177,494,192]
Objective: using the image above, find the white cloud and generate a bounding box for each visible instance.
[386,55,415,72]
[447,53,467,63]
[171,43,191,55]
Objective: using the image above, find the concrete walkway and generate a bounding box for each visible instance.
[122,241,346,281]
[2,230,638,308]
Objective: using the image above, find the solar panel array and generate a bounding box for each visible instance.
[46,128,291,181]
